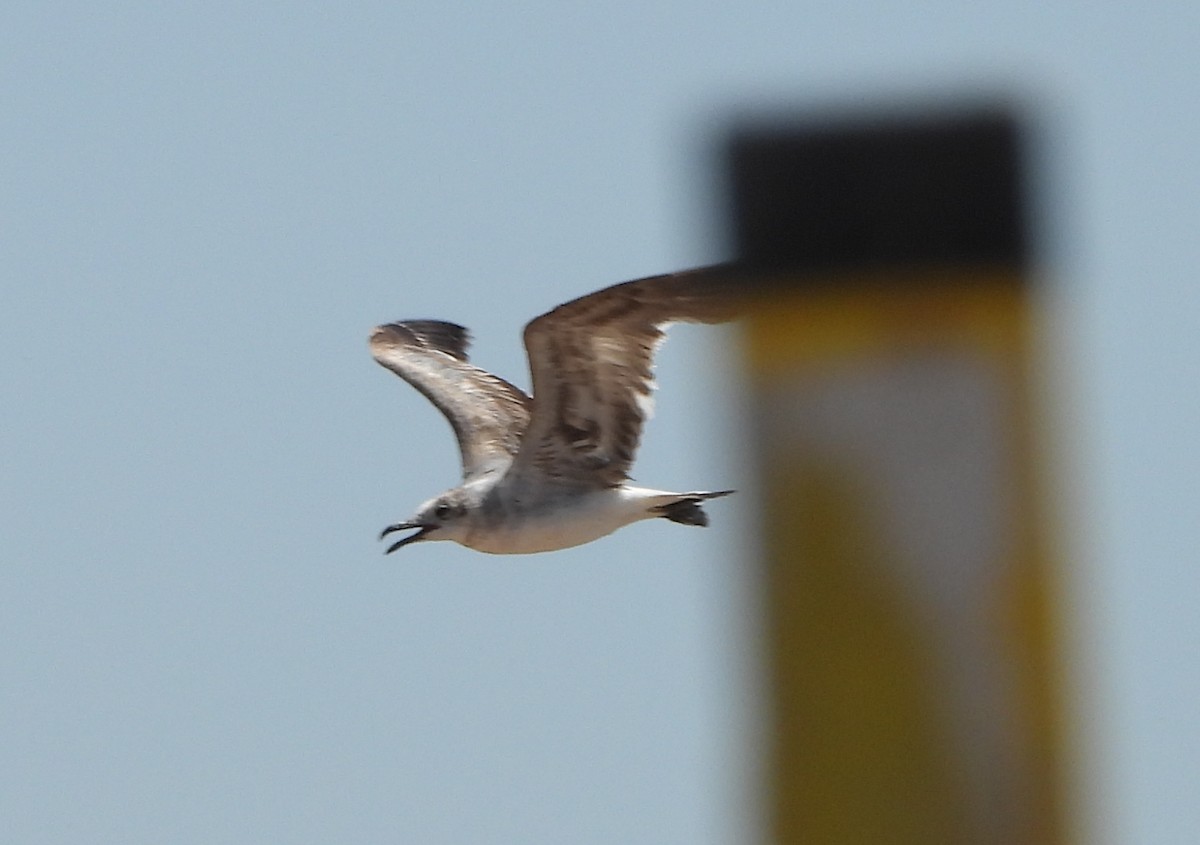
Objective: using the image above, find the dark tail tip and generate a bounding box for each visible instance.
[658,499,710,526]
[655,490,735,527]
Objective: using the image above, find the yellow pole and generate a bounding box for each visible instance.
[730,110,1069,845]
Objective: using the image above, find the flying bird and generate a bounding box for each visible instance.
[370,267,740,555]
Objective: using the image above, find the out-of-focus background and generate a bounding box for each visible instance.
[3,2,1196,843]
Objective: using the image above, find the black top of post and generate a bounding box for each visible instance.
[727,107,1028,278]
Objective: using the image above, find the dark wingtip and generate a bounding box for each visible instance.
[393,320,472,360]
[369,321,472,363]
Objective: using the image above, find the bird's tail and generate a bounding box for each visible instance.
[654,490,735,527]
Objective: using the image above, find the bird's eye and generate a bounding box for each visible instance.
[434,503,452,520]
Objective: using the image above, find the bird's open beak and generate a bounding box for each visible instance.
[379,520,432,554]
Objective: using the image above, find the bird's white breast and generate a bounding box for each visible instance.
[463,486,670,554]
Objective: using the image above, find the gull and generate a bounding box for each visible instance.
[370,267,739,555]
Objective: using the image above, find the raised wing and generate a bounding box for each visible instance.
[370,320,531,480]
[512,267,741,488]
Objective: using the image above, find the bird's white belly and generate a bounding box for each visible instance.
[463,489,653,555]
[469,526,611,554]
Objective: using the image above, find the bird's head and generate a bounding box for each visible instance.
[379,489,472,553]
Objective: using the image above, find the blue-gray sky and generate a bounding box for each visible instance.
[3,2,1196,843]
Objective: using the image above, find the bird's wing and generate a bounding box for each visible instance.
[511,266,741,488]
[370,320,531,480]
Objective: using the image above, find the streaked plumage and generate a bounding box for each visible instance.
[370,267,739,554]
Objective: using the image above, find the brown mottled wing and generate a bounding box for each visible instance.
[370,320,531,480]
[511,267,741,488]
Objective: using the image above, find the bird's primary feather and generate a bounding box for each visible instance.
[369,321,531,479]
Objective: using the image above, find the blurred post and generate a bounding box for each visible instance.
[729,108,1069,844]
